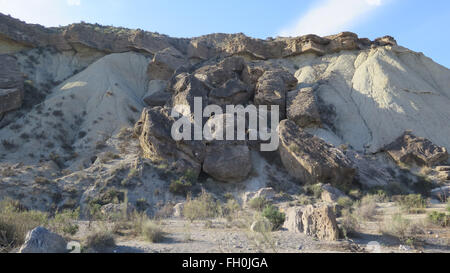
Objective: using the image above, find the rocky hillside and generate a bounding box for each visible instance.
[0,13,449,252]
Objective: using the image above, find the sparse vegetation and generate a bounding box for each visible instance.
[380,213,424,245]
[85,230,116,251]
[183,191,220,221]
[169,170,196,196]
[262,205,285,231]
[0,199,48,252]
[353,195,378,220]
[339,209,360,239]
[427,211,449,227]
[248,197,270,211]
[141,220,166,243]
[396,194,428,214]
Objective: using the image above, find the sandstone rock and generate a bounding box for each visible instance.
[346,151,395,188]
[283,204,339,241]
[286,87,321,128]
[254,70,297,118]
[243,188,277,205]
[148,47,187,81]
[0,54,24,114]
[209,78,252,106]
[19,227,67,253]
[278,120,355,187]
[171,73,209,111]
[194,57,245,88]
[202,144,252,182]
[321,184,347,203]
[135,107,205,177]
[143,80,170,107]
[384,131,448,167]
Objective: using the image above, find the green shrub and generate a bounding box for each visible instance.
[50,208,80,236]
[427,211,449,227]
[337,197,353,209]
[183,191,220,221]
[262,205,285,231]
[169,170,196,196]
[248,197,270,211]
[396,194,427,214]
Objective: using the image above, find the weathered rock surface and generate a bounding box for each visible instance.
[278,120,355,186]
[283,204,339,241]
[148,47,187,81]
[254,69,297,118]
[19,227,67,253]
[202,144,252,182]
[209,78,251,106]
[286,87,321,128]
[384,131,448,167]
[135,107,205,176]
[0,54,24,114]
[243,187,277,206]
[430,186,450,201]
[320,184,347,203]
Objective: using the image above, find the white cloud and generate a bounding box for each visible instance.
[67,0,81,6]
[279,0,385,37]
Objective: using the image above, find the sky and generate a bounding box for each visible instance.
[0,0,449,68]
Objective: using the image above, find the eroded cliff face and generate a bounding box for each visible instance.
[0,13,449,215]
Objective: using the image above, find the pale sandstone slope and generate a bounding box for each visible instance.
[286,46,450,154]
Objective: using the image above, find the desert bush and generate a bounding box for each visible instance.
[85,230,115,251]
[248,197,270,212]
[337,197,353,209]
[183,191,220,221]
[381,213,424,245]
[339,209,360,239]
[304,183,323,199]
[447,200,450,213]
[353,195,378,220]
[0,200,48,252]
[50,208,80,236]
[396,194,427,214]
[221,198,241,220]
[262,205,285,231]
[169,170,196,196]
[427,211,449,227]
[142,220,165,243]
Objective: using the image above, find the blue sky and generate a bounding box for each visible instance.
[1,0,449,68]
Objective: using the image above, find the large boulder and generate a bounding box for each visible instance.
[320,184,347,203]
[254,69,297,118]
[286,87,321,128]
[202,144,252,182]
[147,47,188,81]
[134,107,205,176]
[0,54,24,114]
[283,204,339,241]
[209,78,252,106]
[19,227,67,253]
[194,56,245,88]
[384,131,448,167]
[170,73,209,111]
[278,120,355,187]
[143,80,171,107]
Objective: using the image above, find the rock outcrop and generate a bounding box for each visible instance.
[384,131,448,167]
[19,227,67,253]
[0,54,23,114]
[202,144,252,182]
[286,87,321,128]
[278,120,355,186]
[134,106,205,177]
[283,204,339,241]
[320,184,347,203]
